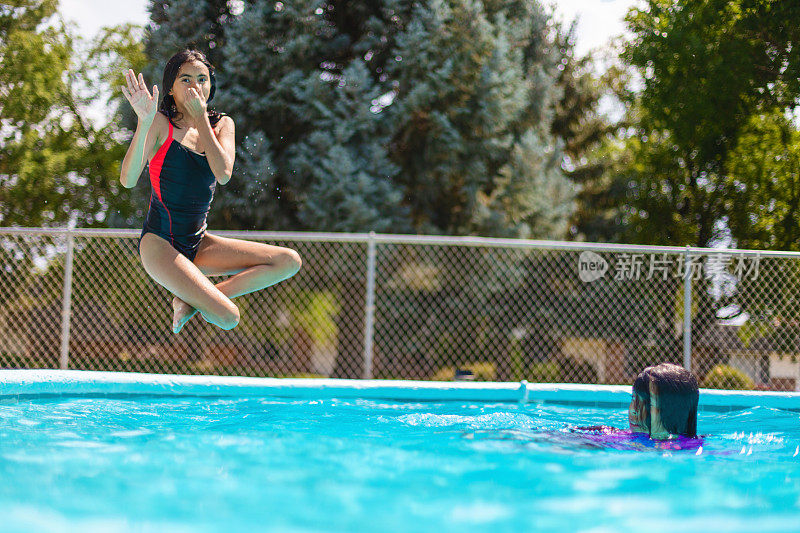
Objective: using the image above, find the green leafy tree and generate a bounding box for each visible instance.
[622,0,800,248]
[0,1,145,227]
[0,3,157,370]
[615,0,800,371]
[726,111,800,252]
[724,112,800,360]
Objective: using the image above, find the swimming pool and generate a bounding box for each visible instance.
[1,370,799,532]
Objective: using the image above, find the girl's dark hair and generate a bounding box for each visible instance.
[159,49,224,128]
[633,363,699,438]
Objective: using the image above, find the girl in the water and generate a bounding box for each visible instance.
[572,363,702,450]
[120,49,301,333]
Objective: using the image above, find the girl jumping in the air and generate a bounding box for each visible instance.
[120,49,301,333]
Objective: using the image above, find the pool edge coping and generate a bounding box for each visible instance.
[2,369,800,411]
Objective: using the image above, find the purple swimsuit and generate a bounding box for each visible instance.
[571,426,704,451]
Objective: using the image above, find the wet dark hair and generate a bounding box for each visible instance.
[159,49,224,128]
[633,363,699,438]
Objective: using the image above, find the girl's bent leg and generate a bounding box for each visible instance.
[139,232,240,331]
[192,233,302,298]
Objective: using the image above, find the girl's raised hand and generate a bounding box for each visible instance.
[121,69,159,123]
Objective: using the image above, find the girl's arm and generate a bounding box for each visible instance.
[120,116,158,188]
[185,88,235,185]
[119,70,160,188]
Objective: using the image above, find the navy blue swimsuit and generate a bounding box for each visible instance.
[139,119,216,261]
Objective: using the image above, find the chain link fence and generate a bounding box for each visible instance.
[1,228,798,390]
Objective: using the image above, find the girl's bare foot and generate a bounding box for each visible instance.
[172,296,197,333]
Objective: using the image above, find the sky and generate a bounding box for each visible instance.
[58,0,640,58]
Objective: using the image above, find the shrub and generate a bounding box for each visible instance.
[431,361,496,381]
[525,362,560,383]
[702,364,754,390]
[558,356,598,384]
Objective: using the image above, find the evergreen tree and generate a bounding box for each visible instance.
[224,130,283,230]
[550,21,628,242]
[287,58,408,379]
[143,0,574,236]
[211,0,341,230]
[288,59,406,232]
[145,0,231,71]
[387,0,572,237]
[486,129,572,238]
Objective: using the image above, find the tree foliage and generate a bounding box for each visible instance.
[620,0,800,248]
[726,111,800,251]
[550,21,628,242]
[0,1,146,227]
[611,0,800,356]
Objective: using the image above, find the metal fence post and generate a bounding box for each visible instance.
[682,246,692,372]
[362,232,377,379]
[59,229,75,370]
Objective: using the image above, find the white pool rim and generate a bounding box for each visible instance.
[2,370,799,412]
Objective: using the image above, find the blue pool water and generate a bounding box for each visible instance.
[1,396,799,532]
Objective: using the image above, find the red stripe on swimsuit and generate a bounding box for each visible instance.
[148,121,175,246]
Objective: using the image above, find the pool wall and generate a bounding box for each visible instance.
[2,370,800,412]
